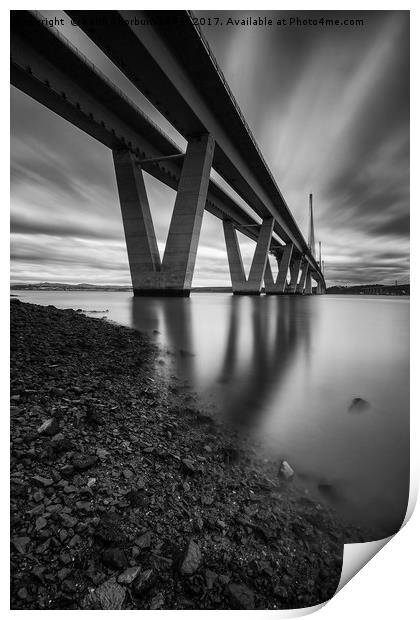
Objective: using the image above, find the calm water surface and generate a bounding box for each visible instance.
[13,291,409,538]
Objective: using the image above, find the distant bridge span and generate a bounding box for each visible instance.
[11,10,326,296]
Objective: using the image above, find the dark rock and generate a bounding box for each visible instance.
[149,592,164,609]
[11,536,30,554]
[179,540,201,576]
[102,547,128,570]
[37,418,59,436]
[117,566,142,585]
[132,568,156,597]
[72,454,98,471]
[348,397,370,413]
[32,474,54,487]
[95,512,128,545]
[227,583,255,609]
[135,531,152,549]
[81,577,126,610]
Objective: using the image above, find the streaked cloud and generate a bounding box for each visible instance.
[10,10,409,286]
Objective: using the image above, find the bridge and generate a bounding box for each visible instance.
[11,10,326,297]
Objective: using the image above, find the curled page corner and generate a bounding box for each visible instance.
[336,536,393,594]
[335,472,417,595]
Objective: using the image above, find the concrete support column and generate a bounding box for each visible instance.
[223,220,246,291]
[305,269,313,294]
[265,243,293,294]
[162,134,215,294]
[297,261,309,294]
[114,134,214,296]
[113,149,161,291]
[287,256,302,293]
[224,217,274,294]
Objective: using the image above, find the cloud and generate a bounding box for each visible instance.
[10,10,409,286]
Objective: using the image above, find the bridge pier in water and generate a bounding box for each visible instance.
[265,243,293,294]
[113,134,215,297]
[223,217,274,294]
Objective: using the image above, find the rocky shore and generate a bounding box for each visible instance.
[10,299,367,610]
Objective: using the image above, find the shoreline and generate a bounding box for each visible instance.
[10,299,368,610]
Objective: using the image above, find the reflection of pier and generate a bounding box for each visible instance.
[131,294,314,428]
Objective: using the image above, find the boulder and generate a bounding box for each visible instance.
[179,540,201,576]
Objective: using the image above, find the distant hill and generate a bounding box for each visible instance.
[10,282,133,291]
[327,284,409,296]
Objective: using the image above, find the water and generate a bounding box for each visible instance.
[13,290,409,538]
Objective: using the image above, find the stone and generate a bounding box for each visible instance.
[205,569,218,589]
[135,531,151,549]
[60,464,75,478]
[117,565,142,585]
[132,568,156,597]
[82,577,126,610]
[95,512,128,544]
[59,513,78,528]
[32,475,54,487]
[37,418,58,436]
[11,536,30,554]
[102,547,128,570]
[181,458,195,474]
[278,460,294,480]
[150,592,164,609]
[72,454,98,471]
[179,540,201,576]
[227,583,255,609]
[35,516,48,531]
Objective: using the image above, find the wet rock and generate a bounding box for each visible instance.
[135,531,152,549]
[227,583,255,609]
[11,536,30,554]
[37,418,58,436]
[278,460,294,480]
[179,540,201,576]
[150,592,164,609]
[132,568,156,597]
[32,474,54,487]
[72,453,98,471]
[59,464,75,478]
[102,548,128,570]
[95,512,128,545]
[348,397,370,413]
[82,577,126,610]
[117,566,142,585]
[205,569,218,589]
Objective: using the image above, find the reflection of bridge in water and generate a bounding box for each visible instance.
[131,295,314,427]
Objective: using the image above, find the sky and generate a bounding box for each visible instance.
[10,10,410,287]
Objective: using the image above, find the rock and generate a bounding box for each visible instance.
[59,513,78,528]
[117,566,142,585]
[95,512,128,545]
[132,568,156,597]
[59,464,75,478]
[102,548,128,570]
[17,587,28,600]
[179,540,201,576]
[82,577,126,610]
[123,469,134,480]
[135,531,151,549]
[37,418,58,436]
[58,567,72,581]
[227,583,255,609]
[278,460,294,480]
[35,516,48,531]
[205,569,218,589]
[348,397,370,413]
[11,536,30,554]
[72,454,98,471]
[32,474,54,487]
[149,592,164,609]
[181,458,195,474]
